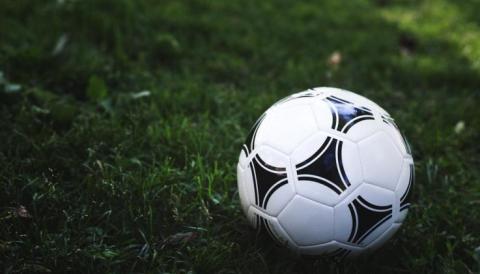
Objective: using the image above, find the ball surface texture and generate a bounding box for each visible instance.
[237,87,414,257]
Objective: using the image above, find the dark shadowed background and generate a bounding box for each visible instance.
[1,0,479,273]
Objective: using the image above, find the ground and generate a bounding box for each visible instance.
[1,0,479,273]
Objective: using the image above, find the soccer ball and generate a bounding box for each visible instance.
[237,87,414,257]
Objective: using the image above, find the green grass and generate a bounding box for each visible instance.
[1,0,480,273]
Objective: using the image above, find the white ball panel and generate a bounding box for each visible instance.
[334,202,354,243]
[359,132,403,191]
[256,145,290,170]
[238,149,249,169]
[357,182,396,206]
[340,141,363,188]
[296,181,340,207]
[310,100,334,131]
[344,119,380,142]
[254,104,318,154]
[278,195,334,246]
[240,161,257,210]
[395,161,413,223]
[395,162,411,200]
[381,124,410,156]
[265,183,295,217]
[290,132,329,166]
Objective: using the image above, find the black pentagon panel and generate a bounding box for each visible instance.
[249,155,287,208]
[243,113,266,155]
[325,96,375,133]
[400,164,414,211]
[347,196,393,245]
[296,137,350,194]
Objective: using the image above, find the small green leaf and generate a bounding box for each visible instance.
[86,75,108,102]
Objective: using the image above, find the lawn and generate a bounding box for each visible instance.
[1,0,479,273]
